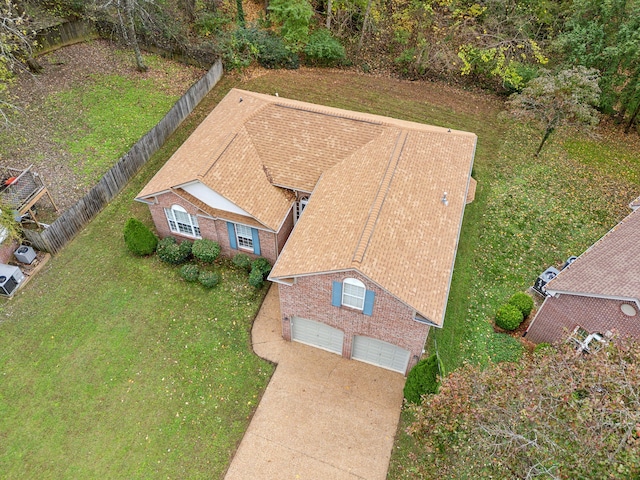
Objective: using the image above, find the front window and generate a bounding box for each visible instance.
[164,205,201,238]
[235,224,253,250]
[342,278,366,310]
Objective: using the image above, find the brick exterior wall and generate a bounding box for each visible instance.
[278,271,431,374]
[276,208,294,255]
[0,240,19,265]
[526,294,640,344]
[146,191,280,265]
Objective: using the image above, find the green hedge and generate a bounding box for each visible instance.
[192,239,221,264]
[123,218,157,256]
[180,264,200,282]
[156,237,192,265]
[403,354,440,404]
[198,270,220,288]
[495,303,524,331]
[508,292,534,318]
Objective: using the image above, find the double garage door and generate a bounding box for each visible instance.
[290,316,410,374]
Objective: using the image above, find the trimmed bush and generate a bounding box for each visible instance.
[156,237,192,265]
[495,303,525,331]
[403,354,440,404]
[123,218,158,256]
[508,292,535,318]
[248,267,265,288]
[198,270,220,288]
[251,257,272,278]
[232,253,252,271]
[180,264,200,282]
[192,239,221,264]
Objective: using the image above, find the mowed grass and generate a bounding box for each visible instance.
[48,74,180,185]
[0,80,274,478]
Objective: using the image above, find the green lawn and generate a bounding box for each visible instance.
[0,76,274,478]
[1,66,639,479]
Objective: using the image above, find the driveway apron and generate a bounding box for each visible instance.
[224,284,406,480]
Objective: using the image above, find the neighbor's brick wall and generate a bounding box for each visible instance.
[279,271,430,373]
[526,294,640,344]
[0,239,19,264]
[147,191,280,265]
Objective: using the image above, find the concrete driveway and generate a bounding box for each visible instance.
[224,284,406,480]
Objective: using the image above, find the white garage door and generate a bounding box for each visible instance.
[352,336,411,373]
[290,317,344,355]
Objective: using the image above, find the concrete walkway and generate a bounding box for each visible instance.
[224,284,406,480]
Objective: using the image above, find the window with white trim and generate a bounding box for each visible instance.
[164,205,201,238]
[235,223,253,250]
[342,278,366,310]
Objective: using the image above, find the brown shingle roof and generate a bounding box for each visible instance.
[137,88,477,324]
[270,118,477,325]
[546,207,640,300]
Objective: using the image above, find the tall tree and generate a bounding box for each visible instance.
[508,66,601,156]
[1,1,35,110]
[404,339,640,479]
[557,0,640,132]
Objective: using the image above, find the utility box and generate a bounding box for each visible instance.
[14,245,36,264]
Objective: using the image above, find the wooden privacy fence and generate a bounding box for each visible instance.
[23,59,224,254]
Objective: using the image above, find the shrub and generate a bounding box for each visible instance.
[495,303,524,331]
[508,292,535,318]
[403,354,440,404]
[232,253,252,271]
[123,218,157,256]
[192,239,221,264]
[180,264,200,282]
[156,237,192,265]
[303,29,346,66]
[220,27,299,70]
[255,31,299,69]
[248,267,265,288]
[251,257,272,278]
[198,270,220,288]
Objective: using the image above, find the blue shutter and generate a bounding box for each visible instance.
[363,290,375,316]
[226,222,237,250]
[331,281,342,307]
[251,228,261,255]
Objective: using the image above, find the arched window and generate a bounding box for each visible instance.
[342,278,366,310]
[295,196,309,223]
[164,204,201,238]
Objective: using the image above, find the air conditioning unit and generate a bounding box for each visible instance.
[14,245,36,264]
[562,255,578,270]
[0,264,25,296]
[532,266,560,296]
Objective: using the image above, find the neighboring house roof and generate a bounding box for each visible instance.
[270,109,477,326]
[630,195,640,210]
[545,206,640,302]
